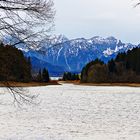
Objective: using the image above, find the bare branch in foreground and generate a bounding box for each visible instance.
[2,81,39,106]
[0,0,55,48]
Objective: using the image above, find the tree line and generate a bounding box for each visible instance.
[0,43,50,83]
[81,47,140,83]
[0,43,32,82]
[34,68,50,83]
[63,72,80,81]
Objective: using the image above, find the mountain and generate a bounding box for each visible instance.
[30,56,65,76]
[35,36,136,73]
[3,35,137,76]
[22,50,65,76]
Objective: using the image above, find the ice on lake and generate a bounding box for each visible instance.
[0,83,140,140]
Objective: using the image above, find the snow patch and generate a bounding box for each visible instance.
[0,85,140,139]
[103,48,114,57]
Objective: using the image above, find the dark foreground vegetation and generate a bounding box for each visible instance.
[81,47,140,83]
[62,72,80,81]
[34,68,50,83]
[0,43,50,83]
[0,43,32,82]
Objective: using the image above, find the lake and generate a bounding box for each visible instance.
[0,83,140,140]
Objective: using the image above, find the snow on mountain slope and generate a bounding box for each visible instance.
[30,56,65,76]
[35,36,136,72]
[4,35,137,75]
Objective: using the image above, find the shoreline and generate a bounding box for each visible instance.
[0,81,140,87]
[78,83,140,87]
[0,81,60,87]
[59,81,140,87]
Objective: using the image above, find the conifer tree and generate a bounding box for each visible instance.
[37,69,42,82]
[42,68,50,82]
[108,59,116,73]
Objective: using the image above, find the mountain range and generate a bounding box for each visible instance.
[4,35,137,76]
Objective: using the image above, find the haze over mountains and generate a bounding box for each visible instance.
[4,35,137,76]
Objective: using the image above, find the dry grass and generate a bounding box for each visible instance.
[2,80,140,88]
[60,81,140,87]
[0,81,60,87]
[78,83,140,87]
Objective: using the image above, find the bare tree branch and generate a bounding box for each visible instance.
[0,0,55,105]
[134,0,140,7]
[2,81,39,106]
[0,0,55,48]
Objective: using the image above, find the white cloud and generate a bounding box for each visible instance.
[53,0,140,44]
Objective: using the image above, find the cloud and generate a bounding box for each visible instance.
[54,0,140,44]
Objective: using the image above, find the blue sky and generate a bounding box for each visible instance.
[53,0,140,44]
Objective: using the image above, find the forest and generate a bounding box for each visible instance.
[81,47,140,83]
[0,43,32,82]
[0,43,50,83]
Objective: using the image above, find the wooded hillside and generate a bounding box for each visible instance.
[81,47,140,83]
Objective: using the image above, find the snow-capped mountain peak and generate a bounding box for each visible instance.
[3,35,137,76]
[34,35,136,73]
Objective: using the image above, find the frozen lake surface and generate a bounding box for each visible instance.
[0,84,140,140]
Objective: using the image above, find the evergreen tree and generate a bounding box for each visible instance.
[42,68,50,82]
[76,74,80,80]
[62,72,80,81]
[36,69,42,82]
[0,44,32,82]
[63,72,67,81]
[108,59,116,73]
[81,47,140,83]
